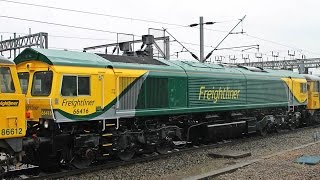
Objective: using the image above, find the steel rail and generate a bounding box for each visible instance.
[6,124,320,179]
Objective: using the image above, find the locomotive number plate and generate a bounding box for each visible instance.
[0,128,23,136]
[41,109,52,118]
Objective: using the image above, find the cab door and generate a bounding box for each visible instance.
[0,65,26,139]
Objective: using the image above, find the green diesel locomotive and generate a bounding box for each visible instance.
[14,47,308,166]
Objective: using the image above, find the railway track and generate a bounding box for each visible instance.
[25,142,232,180]
[5,124,320,179]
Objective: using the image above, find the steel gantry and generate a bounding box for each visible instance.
[237,58,320,74]
[0,32,48,58]
[84,36,170,60]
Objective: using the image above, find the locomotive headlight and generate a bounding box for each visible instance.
[44,120,49,129]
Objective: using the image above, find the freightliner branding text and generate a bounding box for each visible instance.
[0,100,19,107]
[198,86,240,103]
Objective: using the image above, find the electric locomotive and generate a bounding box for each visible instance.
[13,37,309,167]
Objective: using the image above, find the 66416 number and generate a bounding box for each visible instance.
[73,108,89,114]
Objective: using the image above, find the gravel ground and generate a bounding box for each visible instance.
[216,143,320,180]
[63,126,320,180]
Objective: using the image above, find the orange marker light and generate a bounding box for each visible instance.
[26,111,31,118]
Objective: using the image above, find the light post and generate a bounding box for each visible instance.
[255,53,263,68]
[229,55,237,64]
[242,54,250,64]
[189,16,216,62]
[271,51,279,69]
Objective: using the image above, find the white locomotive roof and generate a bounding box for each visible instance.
[302,74,320,81]
[0,55,14,64]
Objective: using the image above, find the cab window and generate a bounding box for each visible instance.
[300,83,307,93]
[31,71,53,96]
[78,77,90,95]
[61,75,90,96]
[0,67,15,93]
[18,72,29,94]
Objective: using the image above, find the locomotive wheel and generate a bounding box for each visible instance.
[288,123,297,130]
[275,125,281,133]
[156,142,172,154]
[258,127,267,137]
[70,149,96,169]
[70,156,93,169]
[0,166,4,179]
[118,148,135,161]
[0,150,10,178]
[0,149,14,174]
[61,146,73,165]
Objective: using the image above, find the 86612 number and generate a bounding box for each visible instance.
[1,128,23,136]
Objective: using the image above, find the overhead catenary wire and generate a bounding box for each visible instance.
[1,31,115,41]
[0,0,187,27]
[1,6,319,58]
[0,32,305,62]
[1,1,319,56]
[163,28,199,61]
[215,44,259,51]
[245,34,300,50]
[2,1,314,55]
[0,29,227,50]
[0,29,246,51]
[0,15,123,34]
[1,31,91,40]
[0,0,237,32]
[0,30,302,61]
[244,33,320,56]
[0,15,146,42]
[0,33,315,65]
[204,15,247,62]
[0,16,220,49]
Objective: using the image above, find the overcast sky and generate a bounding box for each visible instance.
[1,0,320,63]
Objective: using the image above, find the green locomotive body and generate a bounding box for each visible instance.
[13,48,308,166]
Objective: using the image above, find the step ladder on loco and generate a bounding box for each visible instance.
[100,119,117,157]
